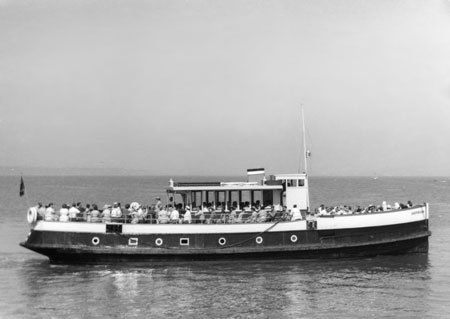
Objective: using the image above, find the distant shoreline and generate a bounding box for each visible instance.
[0,167,448,178]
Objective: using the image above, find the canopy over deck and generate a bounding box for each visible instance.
[167,181,283,193]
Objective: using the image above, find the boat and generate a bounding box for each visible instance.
[19,112,431,263]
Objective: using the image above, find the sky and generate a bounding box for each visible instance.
[0,0,449,176]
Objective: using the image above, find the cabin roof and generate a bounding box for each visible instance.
[167,182,283,192]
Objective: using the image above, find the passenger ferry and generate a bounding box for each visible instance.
[20,112,431,263]
[20,166,430,263]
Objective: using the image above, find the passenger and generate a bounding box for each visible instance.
[101,205,112,223]
[290,204,303,221]
[83,204,91,221]
[381,201,387,211]
[37,203,46,220]
[44,203,55,221]
[407,200,413,208]
[249,209,258,223]
[90,204,100,222]
[228,207,237,223]
[183,206,192,224]
[237,211,246,223]
[195,206,205,224]
[157,206,170,224]
[123,203,131,222]
[318,204,327,215]
[59,204,69,222]
[155,197,163,213]
[147,204,157,223]
[69,203,80,221]
[111,202,122,222]
[264,205,274,222]
[394,202,400,210]
[130,205,143,224]
[170,205,179,224]
[257,209,267,222]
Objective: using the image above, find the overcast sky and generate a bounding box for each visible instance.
[0,0,449,176]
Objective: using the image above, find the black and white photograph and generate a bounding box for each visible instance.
[0,0,449,318]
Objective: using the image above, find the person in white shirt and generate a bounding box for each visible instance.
[170,206,179,224]
[183,206,192,224]
[290,204,303,221]
[59,204,69,222]
[111,202,122,221]
[68,203,80,221]
[45,203,56,221]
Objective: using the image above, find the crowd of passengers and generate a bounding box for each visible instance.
[315,200,415,216]
[33,197,415,224]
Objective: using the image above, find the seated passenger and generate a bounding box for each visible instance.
[90,204,100,222]
[129,205,143,224]
[157,207,170,224]
[195,206,206,224]
[249,209,258,223]
[83,204,91,221]
[317,204,327,216]
[183,206,192,224]
[101,205,112,223]
[37,203,46,220]
[290,204,302,221]
[111,202,122,222]
[44,203,56,221]
[68,203,80,221]
[394,202,400,210]
[228,207,237,223]
[257,209,267,222]
[59,204,69,222]
[237,211,246,223]
[169,205,179,224]
[407,200,413,208]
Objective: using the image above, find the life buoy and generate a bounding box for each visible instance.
[27,207,37,224]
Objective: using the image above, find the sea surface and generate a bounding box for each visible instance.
[0,175,449,318]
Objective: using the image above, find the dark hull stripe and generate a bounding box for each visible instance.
[21,220,430,263]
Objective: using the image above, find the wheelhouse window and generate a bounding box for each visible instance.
[286,179,305,187]
[287,179,297,187]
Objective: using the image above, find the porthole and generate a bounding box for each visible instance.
[155,238,163,246]
[218,237,226,246]
[128,238,138,246]
[256,236,263,244]
[92,237,100,245]
[290,235,298,243]
[180,238,189,246]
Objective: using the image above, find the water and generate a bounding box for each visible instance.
[1,175,449,318]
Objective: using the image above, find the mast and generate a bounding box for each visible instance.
[301,106,310,212]
[301,107,307,174]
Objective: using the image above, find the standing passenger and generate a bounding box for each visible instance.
[290,204,303,221]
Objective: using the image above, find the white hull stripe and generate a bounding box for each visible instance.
[33,221,307,234]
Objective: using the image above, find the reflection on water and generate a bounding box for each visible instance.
[10,255,430,318]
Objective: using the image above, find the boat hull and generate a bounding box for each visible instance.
[20,219,430,263]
